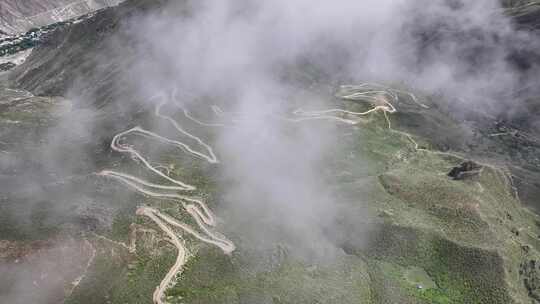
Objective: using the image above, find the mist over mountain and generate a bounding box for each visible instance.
[2,0,540,303]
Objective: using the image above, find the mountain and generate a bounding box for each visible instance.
[2,1,540,304]
[0,0,124,37]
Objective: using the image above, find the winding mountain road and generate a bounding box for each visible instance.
[99,93,234,304]
[98,83,437,304]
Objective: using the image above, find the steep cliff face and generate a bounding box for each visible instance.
[0,0,124,37]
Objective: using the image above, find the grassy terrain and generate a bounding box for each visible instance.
[166,248,372,304]
[21,88,540,304]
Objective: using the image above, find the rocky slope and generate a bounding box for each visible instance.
[0,0,124,37]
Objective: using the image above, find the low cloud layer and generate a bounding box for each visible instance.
[116,0,540,260]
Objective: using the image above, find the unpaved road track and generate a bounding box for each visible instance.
[99,92,234,304]
[96,84,440,304]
